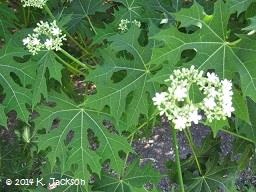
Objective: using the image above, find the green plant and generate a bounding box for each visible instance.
[0,0,256,191]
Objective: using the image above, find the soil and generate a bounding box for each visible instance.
[133,118,256,192]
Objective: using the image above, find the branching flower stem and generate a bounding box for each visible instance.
[54,53,84,75]
[184,128,203,175]
[172,127,185,192]
[60,49,93,70]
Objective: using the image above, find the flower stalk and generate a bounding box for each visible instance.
[184,128,203,175]
[172,127,185,192]
[60,49,93,70]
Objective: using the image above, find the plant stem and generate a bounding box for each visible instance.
[121,134,134,177]
[127,111,159,139]
[43,5,91,56]
[184,129,203,175]
[86,15,97,34]
[172,128,185,192]
[54,53,84,75]
[220,128,255,144]
[22,7,27,26]
[60,49,92,70]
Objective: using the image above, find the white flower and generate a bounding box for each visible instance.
[174,85,187,101]
[31,37,40,46]
[23,21,66,55]
[189,110,201,124]
[23,37,30,45]
[21,0,48,8]
[203,97,216,110]
[118,19,141,32]
[160,18,168,24]
[51,27,61,36]
[132,20,141,28]
[118,19,130,31]
[44,38,53,49]
[152,92,167,106]
[173,116,187,131]
[221,79,232,92]
[207,72,219,83]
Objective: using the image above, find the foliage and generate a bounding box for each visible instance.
[0,0,256,192]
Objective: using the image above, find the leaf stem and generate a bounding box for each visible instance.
[220,128,255,144]
[172,127,185,192]
[54,53,84,75]
[184,128,203,175]
[60,49,93,70]
[127,111,159,139]
[22,6,27,26]
[121,134,134,177]
[86,15,97,35]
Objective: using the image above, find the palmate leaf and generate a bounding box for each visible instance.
[0,38,36,122]
[35,92,132,188]
[85,26,170,129]
[229,0,256,15]
[93,160,161,192]
[151,1,256,118]
[0,3,17,40]
[63,0,111,35]
[184,158,237,192]
[243,16,256,32]
[32,51,63,107]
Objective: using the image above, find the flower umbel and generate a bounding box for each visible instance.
[21,0,48,8]
[23,21,66,55]
[152,66,234,131]
[118,19,141,32]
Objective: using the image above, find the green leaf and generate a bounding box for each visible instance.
[235,98,256,143]
[243,16,256,31]
[0,3,17,40]
[229,0,256,15]
[86,26,170,129]
[63,0,111,35]
[184,157,237,192]
[0,38,36,122]
[0,104,7,127]
[93,160,162,192]
[32,51,63,107]
[151,0,256,118]
[233,89,250,124]
[205,119,229,137]
[35,92,132,187]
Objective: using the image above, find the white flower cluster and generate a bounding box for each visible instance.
[118,19,141,32]
[201,73,234,122]
[23,21,66,55]
[21,0,48,8]
[152,66,234,131]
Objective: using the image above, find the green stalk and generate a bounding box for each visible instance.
[22,7,27,26]
[54,53,84,75]
[85,15,97,34]
[121,134,134,177]
[60,49,93,70]
[172,127,185,192]
[184,129,203,175]
[220,128,255,144]
[43,5,91,56]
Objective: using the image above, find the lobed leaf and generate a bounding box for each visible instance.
[35,92,132,188]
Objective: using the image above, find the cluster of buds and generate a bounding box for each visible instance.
[23,21,66,55]
[152,66,234,131]
[118,19,141,32]
[21,0,48,8]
